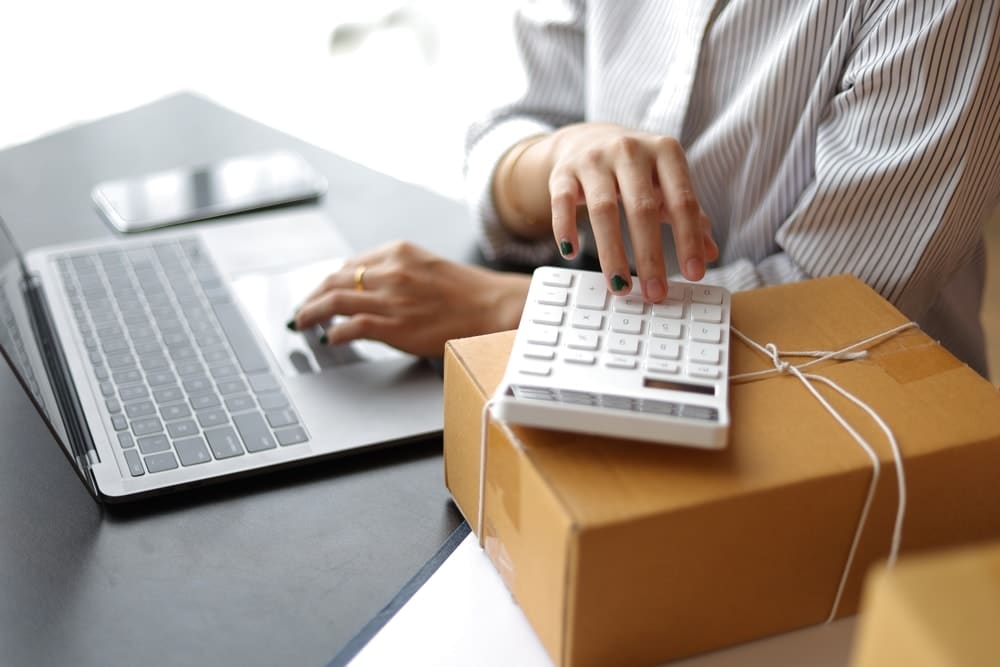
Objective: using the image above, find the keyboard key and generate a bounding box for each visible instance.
[196,409,228,428]
[99,381,116,397]
[565,351,596,365]
[574,272,608,310]
[111,415,128,431]
[570,311,603,330]
[256,392,288,410]
[247,373,279,394]
[146,370,176,387]
[166,419,199,439]
[689,364,721,380]
[691,323,723,343]
[175,361,204,377]
[224,394,255,412]
[650,318,684,339]
[153,385,184,404]
[117,432,135,449]
[608,334,641,355]
[651,302,684,319]
[202,347,230,365]
[106,398,122,413]
[691,285,724,305]
[612,294,645,314]
[233,412,277,452]
[144,452,179,473]
[119,385,149,402]
[123,450,145,477]
[112,368,143,385]
[610,314,643,335]
[523,345,555,361]
[537,289,569,307]
[216,378,247,395]
[531,308,564,326]
[264,409,298,428]
[160,403,192,421]
[137,434,170,454]
[139,355,170,371]
[175,437,212,466]
[212,301,270,373]
[646,360,681,375]
[566,331,600,351]
[526,326,559,346]
[690,343,722,364]
[605,355,637,370]
[540,269,572,288]
[183,376,213,394]
[209,363,240,379]
[106,352,135,368]
[691,303,724,323]
[124,400,157,419]
[649,340,681,360]
[192,392,222,410]
[205,426,245,459]
[275,426,308,446]
[131,417,163,436]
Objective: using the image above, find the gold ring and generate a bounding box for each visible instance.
[354,265,367,292]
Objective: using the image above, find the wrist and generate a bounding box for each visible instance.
[493,135,552,239]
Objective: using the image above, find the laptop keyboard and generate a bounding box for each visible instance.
[56,237,309,478]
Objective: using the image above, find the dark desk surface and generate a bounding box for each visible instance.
[0,92,475,667]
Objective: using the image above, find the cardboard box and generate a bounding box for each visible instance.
[443,275,1000,667]
[852,541,1000,667]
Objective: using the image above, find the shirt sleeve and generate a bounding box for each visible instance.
[464,0,587,265]
[769,0,1000,322]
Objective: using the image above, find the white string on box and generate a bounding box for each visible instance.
[477,321,918,622]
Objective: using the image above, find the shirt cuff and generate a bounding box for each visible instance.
[464,117,559,265]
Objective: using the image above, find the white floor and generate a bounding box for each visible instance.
[0,0,522,201]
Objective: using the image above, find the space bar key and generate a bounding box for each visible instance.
[212,301,270,373]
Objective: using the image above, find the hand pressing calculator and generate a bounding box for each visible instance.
[493,267,731,449]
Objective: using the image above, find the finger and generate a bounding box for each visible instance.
[295,290,390,329]
[548,169,581,259]
[615,148,667,302]
[577,163,632,294]
[323,313,394,346]
[654,139,705,281]
[701,213,720,262]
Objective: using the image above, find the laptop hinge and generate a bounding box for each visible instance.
[22,274,101,487]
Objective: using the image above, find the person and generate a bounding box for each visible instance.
[289,0,1000,377]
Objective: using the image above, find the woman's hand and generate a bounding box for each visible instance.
[287,241,530,357]
[494,122,719,303]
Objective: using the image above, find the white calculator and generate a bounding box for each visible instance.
[493,267,731,449]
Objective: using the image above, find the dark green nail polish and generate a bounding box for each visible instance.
[559,240,573,257]
[319,333,329,345]
[610,274,629,292]
[286,319,297,332]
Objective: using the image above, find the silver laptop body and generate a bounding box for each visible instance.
[0,210,442,501]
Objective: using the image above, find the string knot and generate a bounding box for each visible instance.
[764,342,791,374]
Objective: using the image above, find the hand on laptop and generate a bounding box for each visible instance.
[287,241,530,357]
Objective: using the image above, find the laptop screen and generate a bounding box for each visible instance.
[0,217,72,449]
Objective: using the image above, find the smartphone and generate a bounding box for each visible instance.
[91,150,327,232]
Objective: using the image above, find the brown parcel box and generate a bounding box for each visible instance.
[852,540,1000,667]
[443,275,1000,667]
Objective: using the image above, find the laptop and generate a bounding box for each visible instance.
[0,209,443,501]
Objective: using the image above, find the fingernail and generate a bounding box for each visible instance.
[610,274,630,293]
[559,240,574,258]
[643,278,666,302]
[319,333,329,345]
[685,258,704,280]
[286,319,298,332]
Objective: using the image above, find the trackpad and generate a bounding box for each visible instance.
[230,259,406,376]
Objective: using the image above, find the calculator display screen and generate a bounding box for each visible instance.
[644,378,716,396]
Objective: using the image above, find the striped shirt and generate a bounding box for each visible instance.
[464,0,1000,376]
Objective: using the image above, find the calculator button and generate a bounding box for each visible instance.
[519,361,552,376]
[523,345,556,361]
[651,302,684,319]
[608,334,641,355]
[527,326,559,346]
[612,294,645,314]
[532,307,564,326]
[691,303,724,323]
[571,311,603,330]
[650,318,684,339]
[541,270,573,288]
[689,364,721,379]
[605,355,637,369]
[667,285,689,302]
[646,360,680,375]
[691,285,724,304]
[567,331,600,351]
[691,323,723,343]
[564,351,596,365]
[537,289,569,307]
[649,340,681,360]
[575,272,608,310]
[610,314,643,335]
[689,343,722,364]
